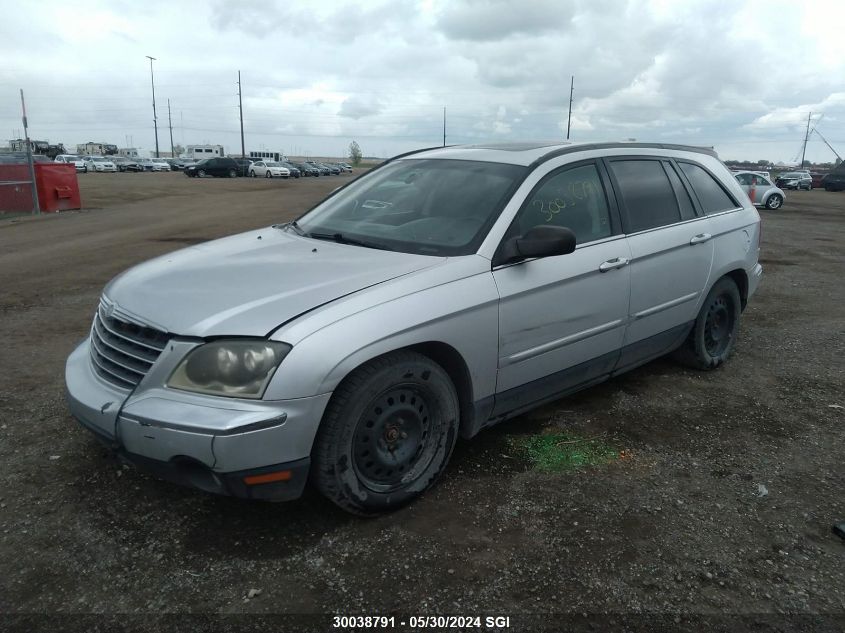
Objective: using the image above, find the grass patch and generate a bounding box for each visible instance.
[509,432,620,473]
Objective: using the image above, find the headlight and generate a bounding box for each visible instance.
[167,339,291,399]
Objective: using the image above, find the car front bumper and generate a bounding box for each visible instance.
[65,338,331,501]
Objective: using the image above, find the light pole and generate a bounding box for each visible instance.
[146,55,160,158]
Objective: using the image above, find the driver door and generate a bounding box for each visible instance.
[492,161,631,416]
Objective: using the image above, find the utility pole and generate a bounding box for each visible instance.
[800,111,811,169]
[167,99,175,158]
[145,55,160,158]
[238,71,245,158]
[443,106,446,147]
[20,89,40,215]
[566,75,574,140]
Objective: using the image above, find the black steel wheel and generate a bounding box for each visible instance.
[673,277,741,370]
[312,351,459,514]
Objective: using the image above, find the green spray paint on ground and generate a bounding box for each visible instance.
[509,432,620,473]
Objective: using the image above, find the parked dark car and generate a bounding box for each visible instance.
[306,161,332,176]
[821,172,845,191]
[233,158,255,177]
[111,156,143,172]
[184,157,240,178]
[293,162,320,177]
[278,161,301,178]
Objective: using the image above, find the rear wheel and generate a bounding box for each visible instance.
[197,169,206,177]
[673,277,741,370]
[265,171,272,178]
[312,351,460,515]
[765,194,783,209]
[228,169,237,178]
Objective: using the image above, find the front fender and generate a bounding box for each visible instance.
[264,265,499,403]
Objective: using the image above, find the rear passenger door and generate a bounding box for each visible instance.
[605,157,715,369]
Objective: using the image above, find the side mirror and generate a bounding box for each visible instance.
[498,225,577,265]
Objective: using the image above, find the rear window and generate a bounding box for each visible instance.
[678,162,738,214]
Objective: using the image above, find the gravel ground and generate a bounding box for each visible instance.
[0,174,843,632]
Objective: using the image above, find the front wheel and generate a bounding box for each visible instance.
[197,169,206,177]
[312,351,460,515]
[228,169,237,178]
[265,171,272,178]
[250,171,256,178]
[673,277,741,370]
[765,193,783,210]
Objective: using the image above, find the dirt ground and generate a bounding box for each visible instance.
[0,172,843,631]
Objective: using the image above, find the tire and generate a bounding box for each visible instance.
[312,351,460,515]
[673,277,741,370]
[765,194,783,210]
[228,169,237,178]
[83,166,88,173]
[250,171,256,178]
[265,171,272,178]
[197,169,206,178]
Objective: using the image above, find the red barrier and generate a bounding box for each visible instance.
[0,163,81,213]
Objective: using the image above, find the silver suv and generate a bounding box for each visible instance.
[65,142,762,514]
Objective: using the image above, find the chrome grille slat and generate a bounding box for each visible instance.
[90,334,147,376]
[96,305,167,353]
[88,345,137,389]
[92,317,159,364]
[88,301,172,389]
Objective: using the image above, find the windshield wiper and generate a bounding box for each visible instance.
[306,231,394,251]
[282,220,305,235]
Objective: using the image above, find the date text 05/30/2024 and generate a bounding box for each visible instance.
[332,615,511,629]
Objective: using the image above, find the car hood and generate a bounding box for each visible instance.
[104,228,443,338]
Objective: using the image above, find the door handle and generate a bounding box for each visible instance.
[599,257,630,273]
[689,233,712,245]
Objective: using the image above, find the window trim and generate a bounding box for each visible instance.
[492,158,623,267]
[602,155,688,234]
[673,158,741,216]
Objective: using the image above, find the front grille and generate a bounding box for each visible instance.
[89,301,172,389]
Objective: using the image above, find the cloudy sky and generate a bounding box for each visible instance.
[2,0,844,163]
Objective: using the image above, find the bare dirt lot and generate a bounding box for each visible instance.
[1,172,843,631]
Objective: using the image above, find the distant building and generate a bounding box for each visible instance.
[119,147,140,158]
[185,144,224,160]
[77,142,118,156]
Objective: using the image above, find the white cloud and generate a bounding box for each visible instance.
[0,0,843,162]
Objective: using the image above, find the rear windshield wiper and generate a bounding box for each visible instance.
[306,231,394,251]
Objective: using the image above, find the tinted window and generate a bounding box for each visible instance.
[610,160,682,232]
[664,161,696,220]
[735,173,751,185]
[514,163,612,245]
[679,162,738,214]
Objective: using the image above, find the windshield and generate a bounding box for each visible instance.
[92,157,109,162]
[781,173,800,178]
[265,161,280,167]
[295,159,526,256]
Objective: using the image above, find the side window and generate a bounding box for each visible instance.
[678,162,738,215]
[735,173,750,185]
[663,161,696,221]
[609,159,682,232]
[513,163,612,245]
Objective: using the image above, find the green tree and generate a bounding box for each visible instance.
[173,144,185,158]
[348,140,362,166]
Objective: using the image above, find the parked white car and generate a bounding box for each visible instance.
[151,159,171,172]
[83,156,117,173]
[734,171,785,209]
[54,154,86,172]
[249,160,290,179]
